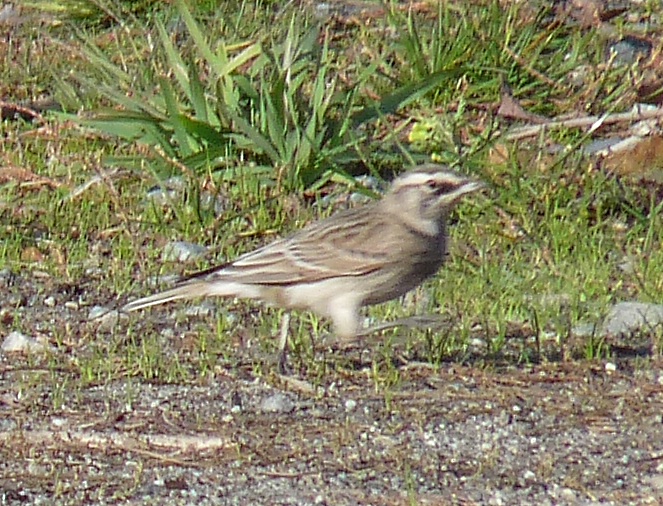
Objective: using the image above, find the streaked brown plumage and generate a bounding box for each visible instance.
[122,164,483,353]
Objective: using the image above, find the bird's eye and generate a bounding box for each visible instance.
[427,180,454,194]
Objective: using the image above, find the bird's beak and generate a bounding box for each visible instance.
[460,179,484,194]
[440,179,485,205]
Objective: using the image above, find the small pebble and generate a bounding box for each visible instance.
[2,331,48,353]
[607,36,652,66]
[522,470,536,481]
[161,241,207,263]
[88,307,127,331]
[260,393,295,414]
[88,306,111,320]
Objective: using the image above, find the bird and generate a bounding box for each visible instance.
[122,164,484,367]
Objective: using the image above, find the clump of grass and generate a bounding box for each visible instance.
[1,0,661,387]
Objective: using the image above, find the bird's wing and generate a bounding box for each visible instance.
[195,206,400,286]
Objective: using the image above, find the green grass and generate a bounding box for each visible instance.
[0,0,661,395]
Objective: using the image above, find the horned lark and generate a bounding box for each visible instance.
[122,164,483,361]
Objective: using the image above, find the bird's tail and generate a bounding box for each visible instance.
[122,279,262,313]
[122,281,217,312]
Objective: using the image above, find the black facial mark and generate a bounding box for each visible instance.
[427,179,456,195]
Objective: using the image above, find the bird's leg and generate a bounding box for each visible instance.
[277,312,291,374]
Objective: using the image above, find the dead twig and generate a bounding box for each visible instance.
[506,105,663,140]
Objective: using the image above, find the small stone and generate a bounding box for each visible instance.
[607,36,652,66]
[51,417,68,428]
[522,470,536,481]
[2,331,48,353]
[345,399,357,412]
[583,137,624,155]
[44,296,56,307]
[605,362,617,373]
[88,306,111,320]
[260,393,295,414]
[601,302,663,336]
[161,241,207,263]
[88,307,127,331]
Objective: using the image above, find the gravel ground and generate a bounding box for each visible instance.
[2,336,663,505]
[1,272,663,505]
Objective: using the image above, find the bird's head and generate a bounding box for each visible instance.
[382,164,484,236]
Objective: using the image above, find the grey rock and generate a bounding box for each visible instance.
[2,331,48,353]
[161,241,208,263]
[607,36,652,66]
[88,306,127,331]
[601,302,663,336]
[582,137,624,155]
[260,393,295,414]
[87,305,113,320]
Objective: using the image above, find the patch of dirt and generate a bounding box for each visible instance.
[1,269,662,505]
